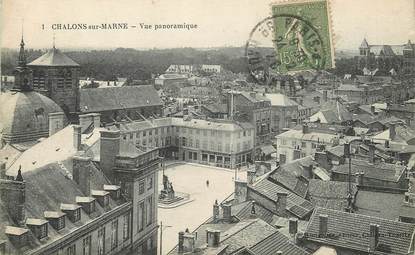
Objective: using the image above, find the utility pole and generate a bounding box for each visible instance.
[159,221,172,255]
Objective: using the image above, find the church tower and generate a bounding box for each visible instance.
[27,42,80,120]
[12,36,33,92]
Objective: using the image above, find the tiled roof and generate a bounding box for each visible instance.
[249,231,309,255]
[233,201,274,224]
[354,190,410,220]
[28,48,79,67]
[269,157,314,198]
[80,85,162,113]
[308,180,357,211]
[252,178,314,218]
[331,159,406,182]
[276,129,339,144]
[304,207,415,255]
[202,103,227,114]
[220,219,277,254]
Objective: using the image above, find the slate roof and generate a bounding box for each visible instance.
[308,180,357,211]
[28,48,79,67]
[220,219,277,253]
[269,157,314,198]
[249,231,309,255]
[319,100,353,123]
[202,103,227,114]
[79,85,162,113]
[233,201,274,224]
[304,207,415,255]
[331,159,406,182]
[354,190,411,220]
[252,178,314,219]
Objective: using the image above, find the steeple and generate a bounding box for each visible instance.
[17,35,26,67]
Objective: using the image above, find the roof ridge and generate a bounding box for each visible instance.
[220,219,260,242]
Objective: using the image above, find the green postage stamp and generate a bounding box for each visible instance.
[271,0,334,73]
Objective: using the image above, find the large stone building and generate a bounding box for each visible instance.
[0,119,160,255]
[28,46,80,117]
[264,93,299,135]
[358,38,415,76]
[0,38,66,147]
[108,117,255,169]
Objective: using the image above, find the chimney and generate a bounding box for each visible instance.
[406,118,411,126]
[48,112,66,136]
[234,180,247,204]
[302,123,309,134]
[92,113,101,129]
[368,143,375,163]
[0,161,6,179]
[389,123,396,140]
[356,172,364,186]
[318,214,328,237]
[247,168,256,185]
[276,192,287,214]
[344,143,350,158]
[222,203,232,221]
[385,140,390,148]
[182,232,196,253]
[178,231,185,253]
[213,200,220,220]
[289,218,298,236]
[369,224,379,252]
[276,252,283,255]
[306,164,314,179]
[100,130,121,183]
[0,171,26,226]
[250,92,256,98]
[73,125,82,151]
[206,229,220,247]
[72,155,92,195]
[323,90,328,102]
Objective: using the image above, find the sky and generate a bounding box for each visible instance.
[1,0,414,50]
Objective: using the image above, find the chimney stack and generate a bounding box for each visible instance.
[100,130,121,183]
[178,231,185,253]
[48,112,65,136]
[389,123,396,140]
[369,224,379,252]
[368,143,375,163]
[276,192,287,214]
[247,168,256,185]
[370,105,375,114]
[356,172,364,186]
[385,140,390,148]
[302,123,309,134]
[206,229,220,247]
[234,180,247,204]
[323,90,328,102]
[73,155,92,195]
[0,161,6,179]
[73,125,82,151]
[289,218,298,236]
[318,214,328,237]
[222,203,232,221]
[213,200,220,220]
[182,232,196,253]
[0,171,26,226]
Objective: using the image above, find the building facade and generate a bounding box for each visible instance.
[110,117,255,169]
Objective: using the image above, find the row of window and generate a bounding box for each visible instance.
[123,126,253,141]
[138,174,154,195]
[65,213,130,255]
[137,195,154,233]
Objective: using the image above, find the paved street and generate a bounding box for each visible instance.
[158,163,236,254]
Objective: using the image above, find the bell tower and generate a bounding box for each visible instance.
[12,36,33,92]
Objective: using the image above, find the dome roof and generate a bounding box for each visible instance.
[0,91,64,143]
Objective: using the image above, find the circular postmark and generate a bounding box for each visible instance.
[245,14,328,84]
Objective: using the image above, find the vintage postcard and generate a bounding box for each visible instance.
[1,0,415,254]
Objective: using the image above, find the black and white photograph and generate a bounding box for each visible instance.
[0,0,415,254]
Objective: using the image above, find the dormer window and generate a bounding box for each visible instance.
[44,211,66,231]
[60,204,82,223]
[5,226,29,248]
[104,185,121,200]
[26,218,48,240]
[91,190,110,208]
[76,196,96,214]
